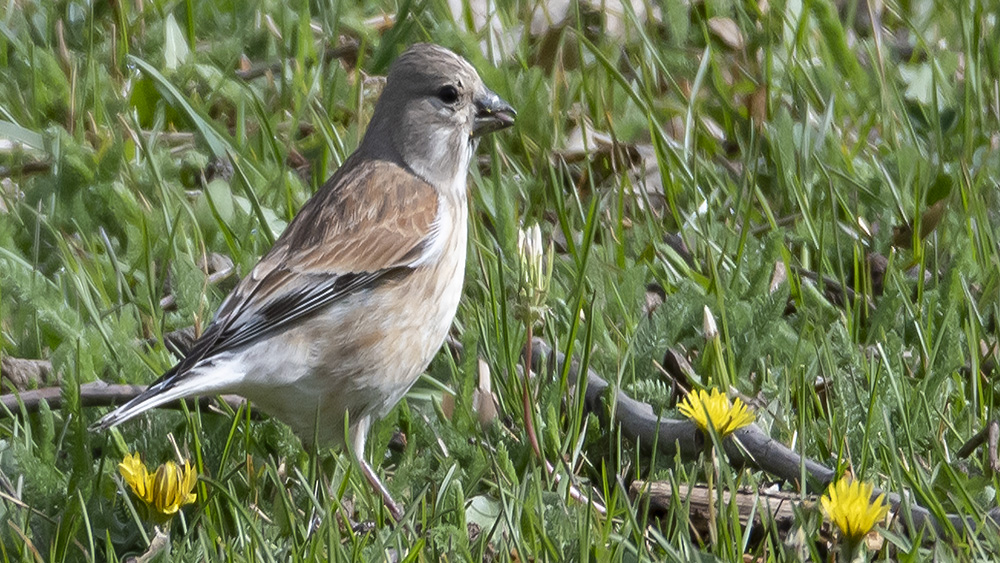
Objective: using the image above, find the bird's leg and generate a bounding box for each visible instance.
[349,415,405,522]
[359,457,404,522]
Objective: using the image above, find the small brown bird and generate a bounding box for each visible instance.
[91,43,515,520]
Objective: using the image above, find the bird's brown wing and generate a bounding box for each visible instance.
[160,157,440,381]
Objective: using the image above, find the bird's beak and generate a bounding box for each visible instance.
[473,89,516,137]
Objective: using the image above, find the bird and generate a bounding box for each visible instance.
[90,43,515,521]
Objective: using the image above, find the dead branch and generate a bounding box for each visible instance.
[2,326,201,396]
[957,420,1000,474]
[631,481,808,538]
[0,381,255,419]
[0,161,52,178]
[527,338,1000,538]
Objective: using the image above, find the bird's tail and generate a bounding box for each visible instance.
[89,364,242,431]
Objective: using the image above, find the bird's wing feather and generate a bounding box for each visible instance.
[161,157,440,384]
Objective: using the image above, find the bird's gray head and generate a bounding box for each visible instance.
[360,43,515,188]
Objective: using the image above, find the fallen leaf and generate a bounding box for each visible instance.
[891,198,948,247]
[708,17,745,50]
[769,261,787,294]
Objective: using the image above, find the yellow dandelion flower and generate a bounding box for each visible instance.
[821,476,890,542]
[119,452,198,516]
[150,460,198,515]
[119,452,154,505]
[678,388,755,438]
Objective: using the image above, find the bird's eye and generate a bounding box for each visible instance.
[437,85,459,104]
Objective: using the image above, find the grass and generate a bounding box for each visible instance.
[1,0,1000,560]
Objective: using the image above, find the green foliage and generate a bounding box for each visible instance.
[2,0,1000,561]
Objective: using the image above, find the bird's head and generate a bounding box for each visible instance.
[361,43,515,188]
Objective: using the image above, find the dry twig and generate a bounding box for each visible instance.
[957,420,1000,474]
[1,381,254,419]
[527,337,1000,538]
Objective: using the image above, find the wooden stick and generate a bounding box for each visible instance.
[527,338,1000,538]
[631,480,811,536]
[1,381,253,418]
[957,420,1000,473]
